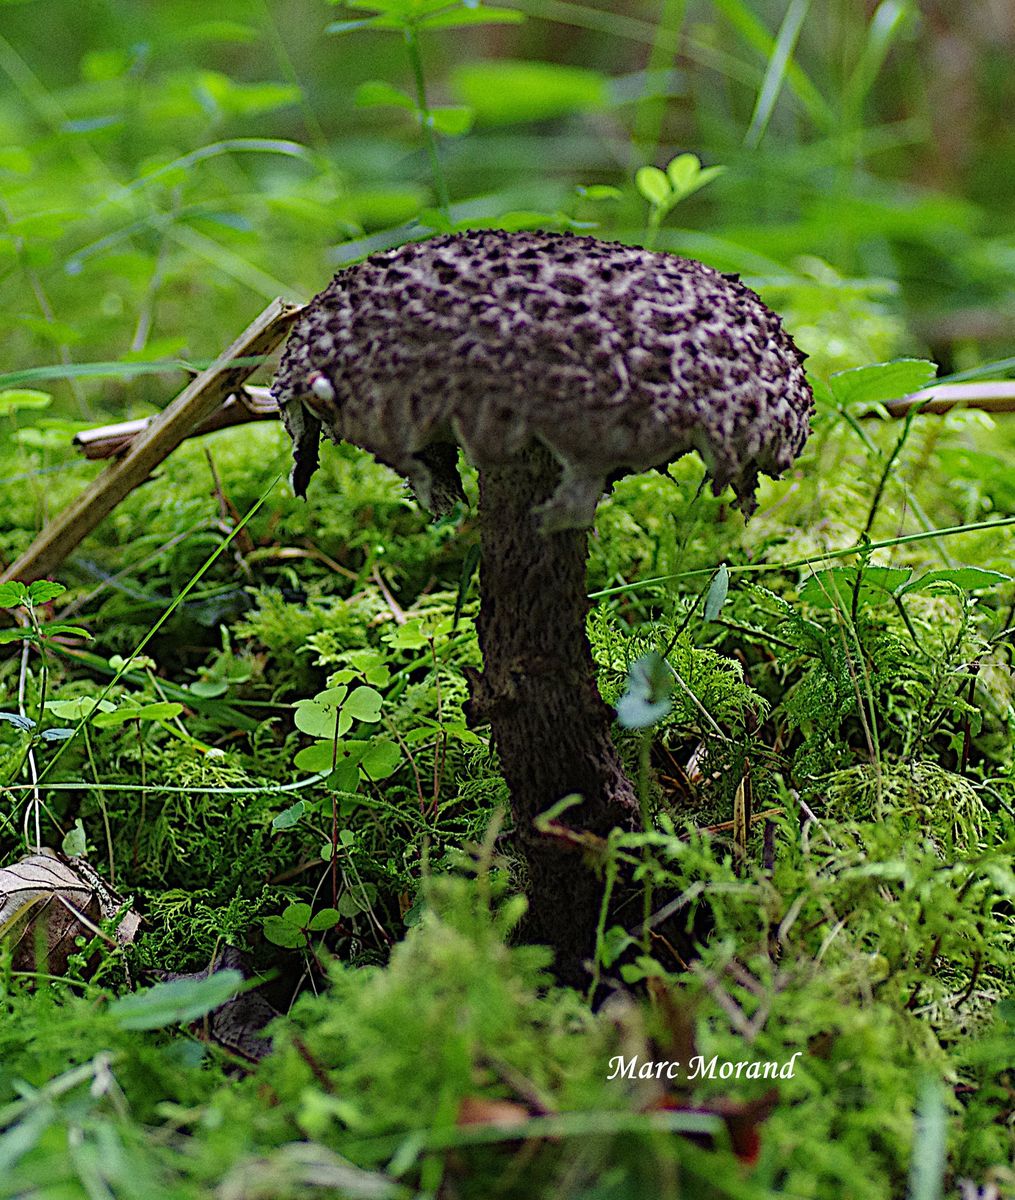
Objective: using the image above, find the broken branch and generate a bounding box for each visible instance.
[2,298,303,585]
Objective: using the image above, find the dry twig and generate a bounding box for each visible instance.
[2,299,302,585]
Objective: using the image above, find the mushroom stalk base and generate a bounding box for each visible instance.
[466,445,640,984]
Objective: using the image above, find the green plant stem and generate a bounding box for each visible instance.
[588,853,619,1004]
[644,205,663,250]
[863,407,918,538]
[11,603,48,850]
[839,604,884,812]
[330,720,340,909]
[633,0,688,160]
[588,515,1015,599]
[137,721,146,885]
[3,777,331,796]
[83,726,115,884]
[404,26,451,219]
[6,970,91,990]
[638,730,654,954]
[32,470,284,786]
[958,661,980,776]
[891,595,924,651]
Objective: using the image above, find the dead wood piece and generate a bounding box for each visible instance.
[870,381,1015,418]
[1,299,303,586]
[74,387,278,460]
[153,947,279,1062]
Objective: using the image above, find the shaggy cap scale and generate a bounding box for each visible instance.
[272,230,813,529]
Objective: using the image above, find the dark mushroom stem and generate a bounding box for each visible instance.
[463,444,640,983]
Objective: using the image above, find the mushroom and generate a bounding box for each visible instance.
[272,230,813,982]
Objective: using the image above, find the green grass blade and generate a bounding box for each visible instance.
[935,356,1015,385]
[0,357,269,390]
[711,0,834,130]
[906,1079,946,1200]
[588,515,1015,598]
[843,0,915,128]
[29,469,285,788]
[633,0,689,156]
[743,0,811,148]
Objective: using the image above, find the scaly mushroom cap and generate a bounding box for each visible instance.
[272,230,813,530]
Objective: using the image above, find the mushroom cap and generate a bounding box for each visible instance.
[272,230,813,530]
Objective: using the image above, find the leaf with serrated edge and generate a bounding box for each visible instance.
[900,567,1011,595]
[830,359,937,407]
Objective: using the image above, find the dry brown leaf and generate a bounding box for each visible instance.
[0,851,139,976]
[456,1096,533,1130]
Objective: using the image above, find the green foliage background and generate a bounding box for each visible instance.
[1,1,1014,1197]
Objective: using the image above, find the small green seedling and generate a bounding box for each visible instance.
[328,0,523,217]
[263,902,341,949]
[0,580,90,786]
[291,681,401,797]
[636,153,726,248]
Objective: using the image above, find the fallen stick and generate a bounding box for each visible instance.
[868,381,1015,418]
[74,379,1015,466]
[71,376,1015,465]
[7,345,1011,586]
[73,387,278,460]
[1,299,303,585]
